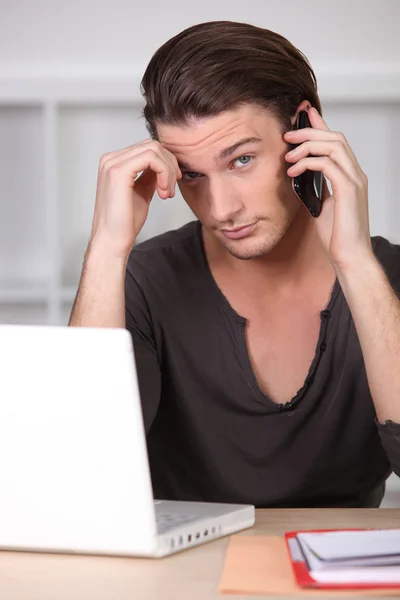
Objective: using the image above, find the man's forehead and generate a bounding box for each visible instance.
[157,105,273,155]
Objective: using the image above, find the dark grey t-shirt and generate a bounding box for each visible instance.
[125,220,400,508]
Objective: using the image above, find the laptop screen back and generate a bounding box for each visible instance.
[0,325,157,555]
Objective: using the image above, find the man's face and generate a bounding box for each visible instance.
[157,104,301,260]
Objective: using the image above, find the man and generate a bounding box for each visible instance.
[70,21,400,508]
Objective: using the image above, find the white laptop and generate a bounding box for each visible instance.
[0,324,254,557]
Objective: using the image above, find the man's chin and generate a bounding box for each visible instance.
[220,236,280,260]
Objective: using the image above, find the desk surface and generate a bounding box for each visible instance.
[2,509,400,600]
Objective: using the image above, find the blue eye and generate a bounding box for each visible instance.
[234,155,253,167]
[181,155,254,182]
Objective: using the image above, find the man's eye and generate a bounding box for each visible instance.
[181,171,202,181]
[233,155,254,167]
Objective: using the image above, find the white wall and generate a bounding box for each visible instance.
[0,0,399,505]
[1,0,399,72]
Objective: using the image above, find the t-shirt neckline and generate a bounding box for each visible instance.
[195,219,340,322]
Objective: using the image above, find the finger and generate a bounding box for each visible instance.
[157,144,182,178]
[285,140,360,181]
[99,139,154,166]
[103,143,179,195]
[120,139,181,180]
[131,140,180,179]
[307,106,330,132]
[322,177,331,201]
[157,149,181,195]
[107,149,173,199]
[158,146,182,182]
[287,156,361,197]
[284,127,360,168]
[102,141,163,170]
[106,147,176,196]
[134,168,157,201]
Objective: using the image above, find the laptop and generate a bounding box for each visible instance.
[0,324,254,557]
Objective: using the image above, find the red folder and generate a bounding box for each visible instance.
[285,529,400,590]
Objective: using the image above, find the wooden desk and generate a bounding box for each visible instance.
[2,509,400,600]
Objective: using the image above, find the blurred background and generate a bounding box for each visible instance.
[0,0,399,505]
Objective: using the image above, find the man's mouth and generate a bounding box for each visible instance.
[220,222,257,240]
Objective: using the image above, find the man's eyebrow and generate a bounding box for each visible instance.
[216,137,262,162]
[177,159,192,170]
[177,137,262,171]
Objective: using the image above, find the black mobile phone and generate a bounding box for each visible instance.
[290,110,324,218]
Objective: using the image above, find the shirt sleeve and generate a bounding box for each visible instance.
[125,264,161,434]
[376,420,400,478]
[373,238,400,477]
[373,236,400,294]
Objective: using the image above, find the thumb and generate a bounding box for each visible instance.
[322,176,331,202]
[134,168,158,202]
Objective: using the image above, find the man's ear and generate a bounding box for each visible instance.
[290,101,312,127]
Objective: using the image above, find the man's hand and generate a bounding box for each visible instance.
[69,139,181,328]
[284,108,400,428]
[283,107,373,272]
[91,139,182,259]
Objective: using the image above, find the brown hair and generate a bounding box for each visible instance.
[141,21,322,140]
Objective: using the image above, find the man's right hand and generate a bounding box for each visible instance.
[90,139,182,259]
[69,139,182,328]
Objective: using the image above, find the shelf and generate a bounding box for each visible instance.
[0,302,47,325]
[0,105,48,285]
[61,299,75,326]
[0,282,49,303]
[60,286,77,303]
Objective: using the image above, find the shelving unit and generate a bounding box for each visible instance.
[1,67,400,325]
[0,75,197,324]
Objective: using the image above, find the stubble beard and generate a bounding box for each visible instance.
[219,211,299,261]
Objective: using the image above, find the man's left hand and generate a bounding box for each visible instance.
[284,107,374,272]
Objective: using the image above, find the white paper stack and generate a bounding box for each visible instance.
[296,529,400,584]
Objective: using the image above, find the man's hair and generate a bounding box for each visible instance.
[141,21,322,139]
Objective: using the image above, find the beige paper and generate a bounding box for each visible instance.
[219,536,400,596]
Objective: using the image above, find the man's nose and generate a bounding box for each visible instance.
[208,181,244,223]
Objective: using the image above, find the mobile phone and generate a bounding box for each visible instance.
[290,110,324,218]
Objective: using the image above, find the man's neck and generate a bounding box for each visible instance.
[202,209,335,298]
